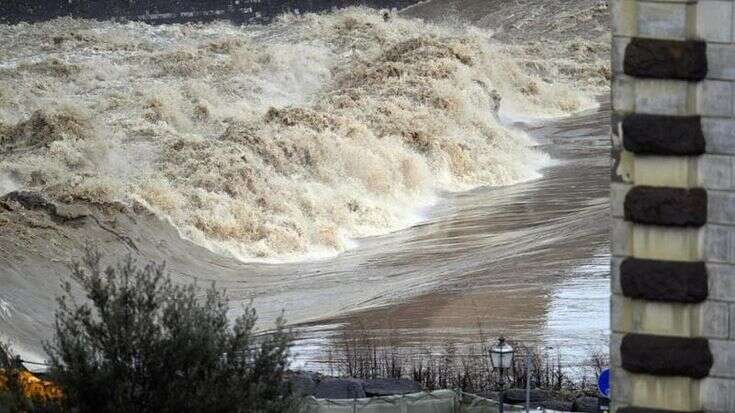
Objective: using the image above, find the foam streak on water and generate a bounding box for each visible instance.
[0,8,598,262]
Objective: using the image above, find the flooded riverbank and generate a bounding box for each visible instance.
[0,1,610,369]
[0,100,610,370]
[291,101,611,369]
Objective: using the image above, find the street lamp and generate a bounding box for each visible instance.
[490,337,514,413]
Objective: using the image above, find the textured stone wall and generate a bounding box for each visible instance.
[611,1,735,411]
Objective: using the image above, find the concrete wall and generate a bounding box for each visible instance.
[611,1,735,411]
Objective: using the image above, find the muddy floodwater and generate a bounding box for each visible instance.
[1,100,611,369]
[289,102,611,368]
[0,1,611,370]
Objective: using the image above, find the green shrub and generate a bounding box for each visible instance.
[44,246,298,413]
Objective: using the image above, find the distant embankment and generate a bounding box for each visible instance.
[0,0,422,25]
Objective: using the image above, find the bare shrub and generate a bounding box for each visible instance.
[322,329,605,399]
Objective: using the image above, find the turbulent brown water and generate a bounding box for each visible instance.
[292,102,611,370]
[0,0,611,368]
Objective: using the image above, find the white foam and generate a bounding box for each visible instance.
[0,8,602,262]
[0,173,19,197]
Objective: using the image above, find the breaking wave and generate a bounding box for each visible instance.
[0,8,601,261]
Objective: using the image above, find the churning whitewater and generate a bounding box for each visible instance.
[0,8,600,262]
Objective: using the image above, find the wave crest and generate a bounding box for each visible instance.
[0,8,602,261]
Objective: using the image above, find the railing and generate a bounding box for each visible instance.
[301,389,570,413]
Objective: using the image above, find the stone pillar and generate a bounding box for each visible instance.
[611,1,735,411]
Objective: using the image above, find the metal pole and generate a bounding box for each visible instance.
[499,368,505,413]
[525,352,531,413]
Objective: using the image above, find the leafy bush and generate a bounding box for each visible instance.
[43,246,297,413]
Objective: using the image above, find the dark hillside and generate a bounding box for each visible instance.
[0,0,422,24]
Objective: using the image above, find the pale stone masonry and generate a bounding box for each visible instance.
[611,0,735,412]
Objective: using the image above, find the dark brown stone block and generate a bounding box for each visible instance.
[620,258,707,303]
[624,38,707,80]
[621,334,712,379]
[625,186,707,227]
[622,114,705,156]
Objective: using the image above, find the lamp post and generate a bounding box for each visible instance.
[490,337,514,413]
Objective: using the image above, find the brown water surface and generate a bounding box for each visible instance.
[291,101,611,368]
